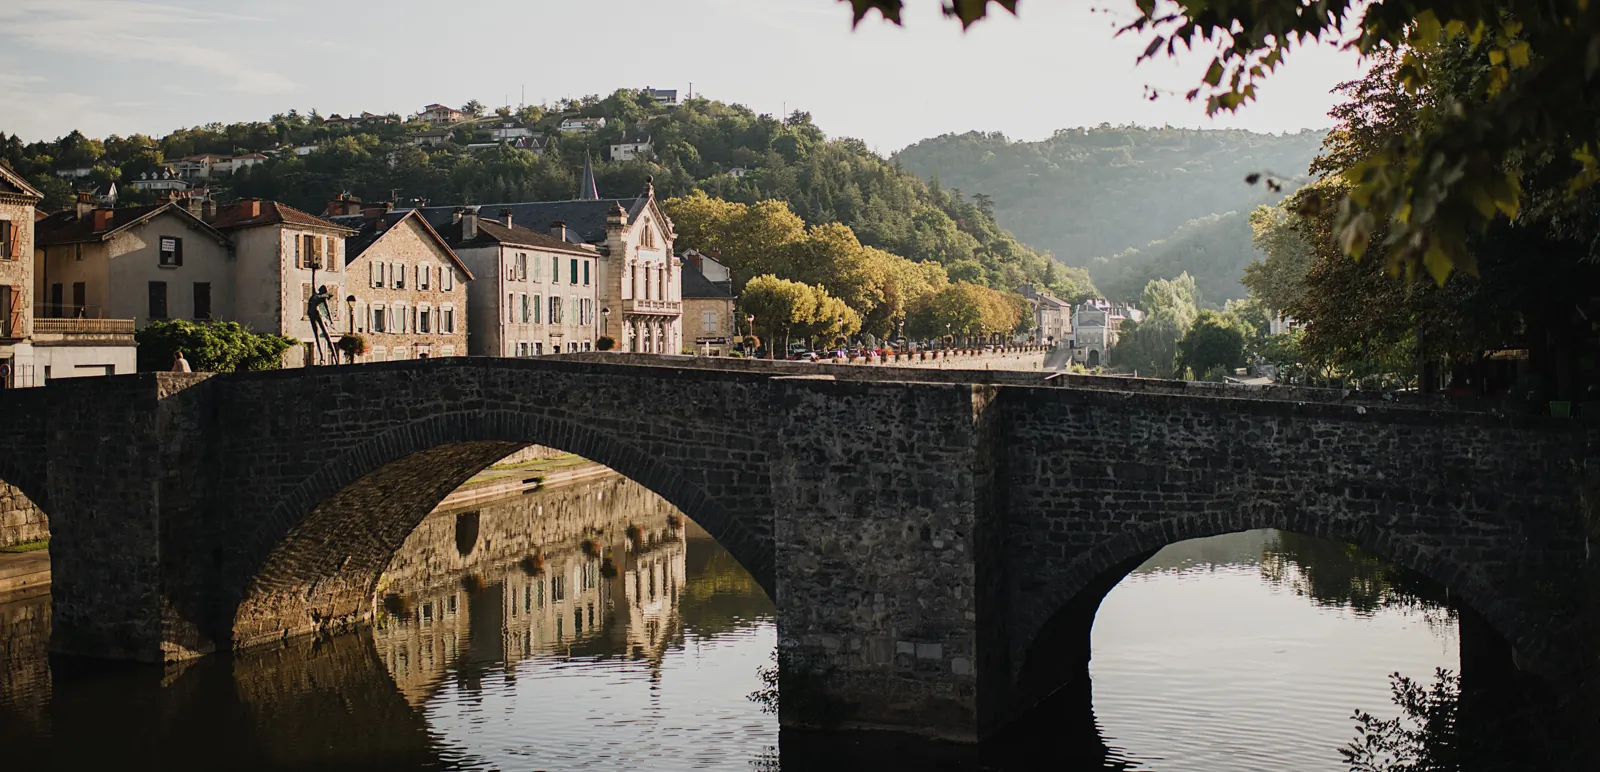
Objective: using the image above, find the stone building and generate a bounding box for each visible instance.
[208,199,357,367]
[1019,285,1071,346]
[0,163,42,387]
[436,207,601,356]
[341,210,472,362]
[344,178,683,355]
[680,251,735,355]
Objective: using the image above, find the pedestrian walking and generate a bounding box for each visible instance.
[172,351,192,373]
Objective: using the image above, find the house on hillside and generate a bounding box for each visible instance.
[641,87,677,106]
[488,121,535,140]
[1019,286,1071,346]
[53,167,94,179]
[609,131,653,162]
[727,166,752,179]
[419,104,467,126]
[127,169,190,193]
[408,128,455,148]
[558,116,606,134]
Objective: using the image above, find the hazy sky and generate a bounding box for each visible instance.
[0,0,1365,152]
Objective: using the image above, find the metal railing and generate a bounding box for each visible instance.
[623,298,682,314]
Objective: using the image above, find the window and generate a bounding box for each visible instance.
[159,236,183,267]
[418,306,431,333]
[72,283,86,317]
[442,307,455,334]
[549,295,562,325]
[395,303,407,333]
[443,269,454,291]
[517,341,529,357]
[550,255,560,284]
[371,261,385,288]
[0,221,11,260]
[702,310,718,334]
[148,281,168,318]
[533,341,543,355]
[531,294,541,324]
[419,264,430,290]
[569,258,578,284]
[74,244,83,261]
[583,260,590,285]
[393,262,405,289]
[515,253,528,281]
[371,305,386,333]
[194,283,212,320]
[301,283,313,319]
[325,236,338,272]
[0,286,11,337]
[519,293,530,324]
[49,284,62,318]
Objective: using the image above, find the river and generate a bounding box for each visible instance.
[0,467,1482,770]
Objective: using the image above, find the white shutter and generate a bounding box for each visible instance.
[369,261,377,287]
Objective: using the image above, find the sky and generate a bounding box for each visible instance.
[0,0,1366,153]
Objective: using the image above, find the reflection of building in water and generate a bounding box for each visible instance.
[372,469,689,706]
[0,595,51,733]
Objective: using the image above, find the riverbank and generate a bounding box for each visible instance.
[0,548,49,602]
[432,453,612,511]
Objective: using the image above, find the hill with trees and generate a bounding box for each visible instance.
[0,89,1090,302]
[893,126,1324,301]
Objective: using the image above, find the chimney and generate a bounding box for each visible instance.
[498,207,514,228]
[461,209,478,240]
[361,202,393,219]
[605,203,626,233]
[91,207,114,231]
[549,219,567,242]
[240,198,262,218]
[184,194,203,218]
[201,197,216,222]
[327,193,362,217]
[75,191,95,218]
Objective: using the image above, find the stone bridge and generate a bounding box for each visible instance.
[0,355,1593,742]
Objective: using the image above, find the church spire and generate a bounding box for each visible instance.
[577,151,599,200]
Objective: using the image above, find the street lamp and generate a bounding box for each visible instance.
[945,322,951,349]
[745,314,755,356]
[601,306,610,337]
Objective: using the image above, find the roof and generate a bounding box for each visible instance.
[343,209,475,280]
[680,262,732,300]
[208,200,355,233]
[0,162,43,202]
[577,153,599,200]
[435,216,597,256]
[35,202,230,246]
[613,133,652,145]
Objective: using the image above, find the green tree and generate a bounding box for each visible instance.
[738,275,817,357]
[134,320,295,372]
[1243,202,1317,313]
[1177,310,1247,381]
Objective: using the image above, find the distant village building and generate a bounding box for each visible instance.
[128,169,190,192]
[558,116,607,134]
[727,167,752,179]
[341,209,472,362]
[409,128,454,148]
[609,131,653,162]
[1070,298,1142,367]
[640,87,678,106]
[1019,286,1071,345]
[53,167,94,179]
[418,104,467,126]
[679,250,734,355]
[488,121,535,140]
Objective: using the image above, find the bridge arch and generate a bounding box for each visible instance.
[1007,510,1564,718]
[230,408,772,649]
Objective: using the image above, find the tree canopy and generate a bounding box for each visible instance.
[134,320,295,373]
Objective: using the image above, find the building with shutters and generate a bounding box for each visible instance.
[436,207,601,357]
[679,250,735,356]
[341,210,472,362]
[4,178,137,386]
[329,176,682,356]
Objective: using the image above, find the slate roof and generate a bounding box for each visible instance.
[680,261,732,300]
[208,200,353,233]
[375,197,647,246]
[437,216,597,256]
[35,203,228,246]
[342,210,475,280]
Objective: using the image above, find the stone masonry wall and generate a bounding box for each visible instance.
[0,481,47,547]
[992,385,1595,725]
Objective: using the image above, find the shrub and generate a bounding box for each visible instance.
[136,319,296,373]
[596,335,616,351]
[337,333,368,363]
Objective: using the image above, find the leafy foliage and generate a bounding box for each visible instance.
[135,320,295,373]
[1110,273,1200,377]
[904,281,1027,340]
[737,274,860,354]
[1176,310,1247,381]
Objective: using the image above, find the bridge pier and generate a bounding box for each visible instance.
[43,373,217,662]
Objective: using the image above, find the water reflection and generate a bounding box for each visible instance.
[0,468,777,771]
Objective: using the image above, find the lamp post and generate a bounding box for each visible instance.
[945,322,951,350]
[745,314,755,356]
[600,306,610,350]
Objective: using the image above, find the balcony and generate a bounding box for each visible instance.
[622,298,682,315]
[34,318,136,335]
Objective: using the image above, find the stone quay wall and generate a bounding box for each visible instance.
[0,481,47,547]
